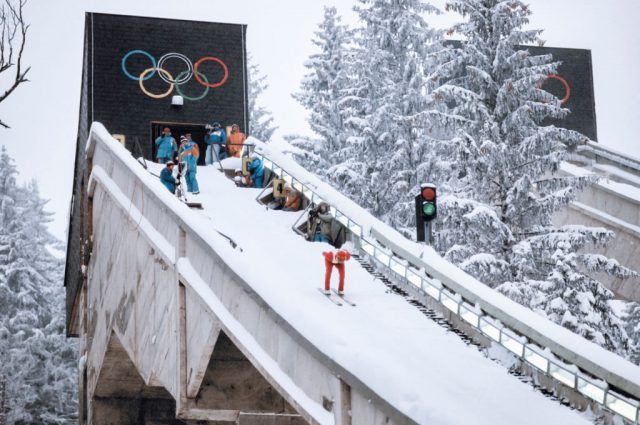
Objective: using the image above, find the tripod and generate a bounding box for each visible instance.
[175,161,188,203]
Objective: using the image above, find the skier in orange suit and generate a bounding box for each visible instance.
[322,250,351,295]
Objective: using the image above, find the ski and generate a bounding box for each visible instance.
[318,288,342,306]
[332,289,356,306]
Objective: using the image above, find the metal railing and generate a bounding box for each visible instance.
[256,151,640,424]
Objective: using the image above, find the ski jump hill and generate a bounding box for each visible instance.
[64,122,640,425]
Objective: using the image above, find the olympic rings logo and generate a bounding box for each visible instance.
[546,74,570,105]
[539,73,570,105]
[121,50,229,101]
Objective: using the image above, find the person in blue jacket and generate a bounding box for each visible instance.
[248,152,264,188]
[160,161,178,193]
[204,122,227,165]
[155,127,177,163]
[178,133,200,194]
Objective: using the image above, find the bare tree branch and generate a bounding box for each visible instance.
[0,0,29,127]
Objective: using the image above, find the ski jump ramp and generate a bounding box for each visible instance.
[67,123,640,425]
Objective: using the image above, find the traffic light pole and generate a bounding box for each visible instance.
[415,196,433,245]
[424,221,433,245]
[416,195,425,242]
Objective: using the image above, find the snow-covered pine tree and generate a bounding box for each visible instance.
[248,56,278,142]
[0,147,77,424]
[625,303,640,364]
[430,0,636,355]
[292,6,353,174]
[330,0,446,232]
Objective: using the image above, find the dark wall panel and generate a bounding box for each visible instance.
[65,13,249,333]
[446,41,598,141]
[529,45,598,141]
[64,14,92,335]
[90,13,248,159]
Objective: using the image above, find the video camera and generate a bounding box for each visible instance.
[308,202,318,218]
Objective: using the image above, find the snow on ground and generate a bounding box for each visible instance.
[168,163,590,425]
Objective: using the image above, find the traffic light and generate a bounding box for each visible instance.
[420,184,437,222]
[415,184,437,243]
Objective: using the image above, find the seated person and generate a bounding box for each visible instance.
[233,168,252,187]
[248,152,264,188]
[268,198,284,210]
[160,161,178,193]
[306,202,333,243]
[283,185,301,212]
[267,182,289,210]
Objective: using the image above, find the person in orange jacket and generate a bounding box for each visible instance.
[283,186,301,211]
[227,124,246,157]
[322,249,351,295]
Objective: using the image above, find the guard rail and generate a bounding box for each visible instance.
[256,151,640,424]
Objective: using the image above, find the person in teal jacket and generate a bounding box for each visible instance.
[155,127,177,163]
[160,161,177,193]
[178,133,200,194]
[248,152,264,188]
[204,122,227,165]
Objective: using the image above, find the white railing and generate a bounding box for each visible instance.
[258,152,640,424]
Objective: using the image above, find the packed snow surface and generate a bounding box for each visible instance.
[152,163,590,425]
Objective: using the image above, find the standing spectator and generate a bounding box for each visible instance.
[204,122,227,165]
[160,161,178,193]
[155,127,177,163]
[248,152,264,188]
[307,202,333,243]
[227,124,246,157]
[179,133,200,194]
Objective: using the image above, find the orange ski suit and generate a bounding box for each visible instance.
[323,250,351,292]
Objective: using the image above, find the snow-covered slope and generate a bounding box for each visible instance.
[151,162,590,425]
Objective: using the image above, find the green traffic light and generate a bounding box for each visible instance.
[422,202,435,216]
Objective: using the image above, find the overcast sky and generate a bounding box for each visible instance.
[3,0,639,240]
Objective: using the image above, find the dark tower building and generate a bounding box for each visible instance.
[66,13,248,334]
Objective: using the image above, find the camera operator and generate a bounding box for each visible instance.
[204,122,227,165]
[160,161,179,193]
[306,202,333,243]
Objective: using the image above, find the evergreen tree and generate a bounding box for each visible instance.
[0,147,77,424]
[341,0,444,217]
[248,56,278,142]
[292,0,449,235]
[429,0,636,355]
[292,6,352,173]
[625,303,640,364]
